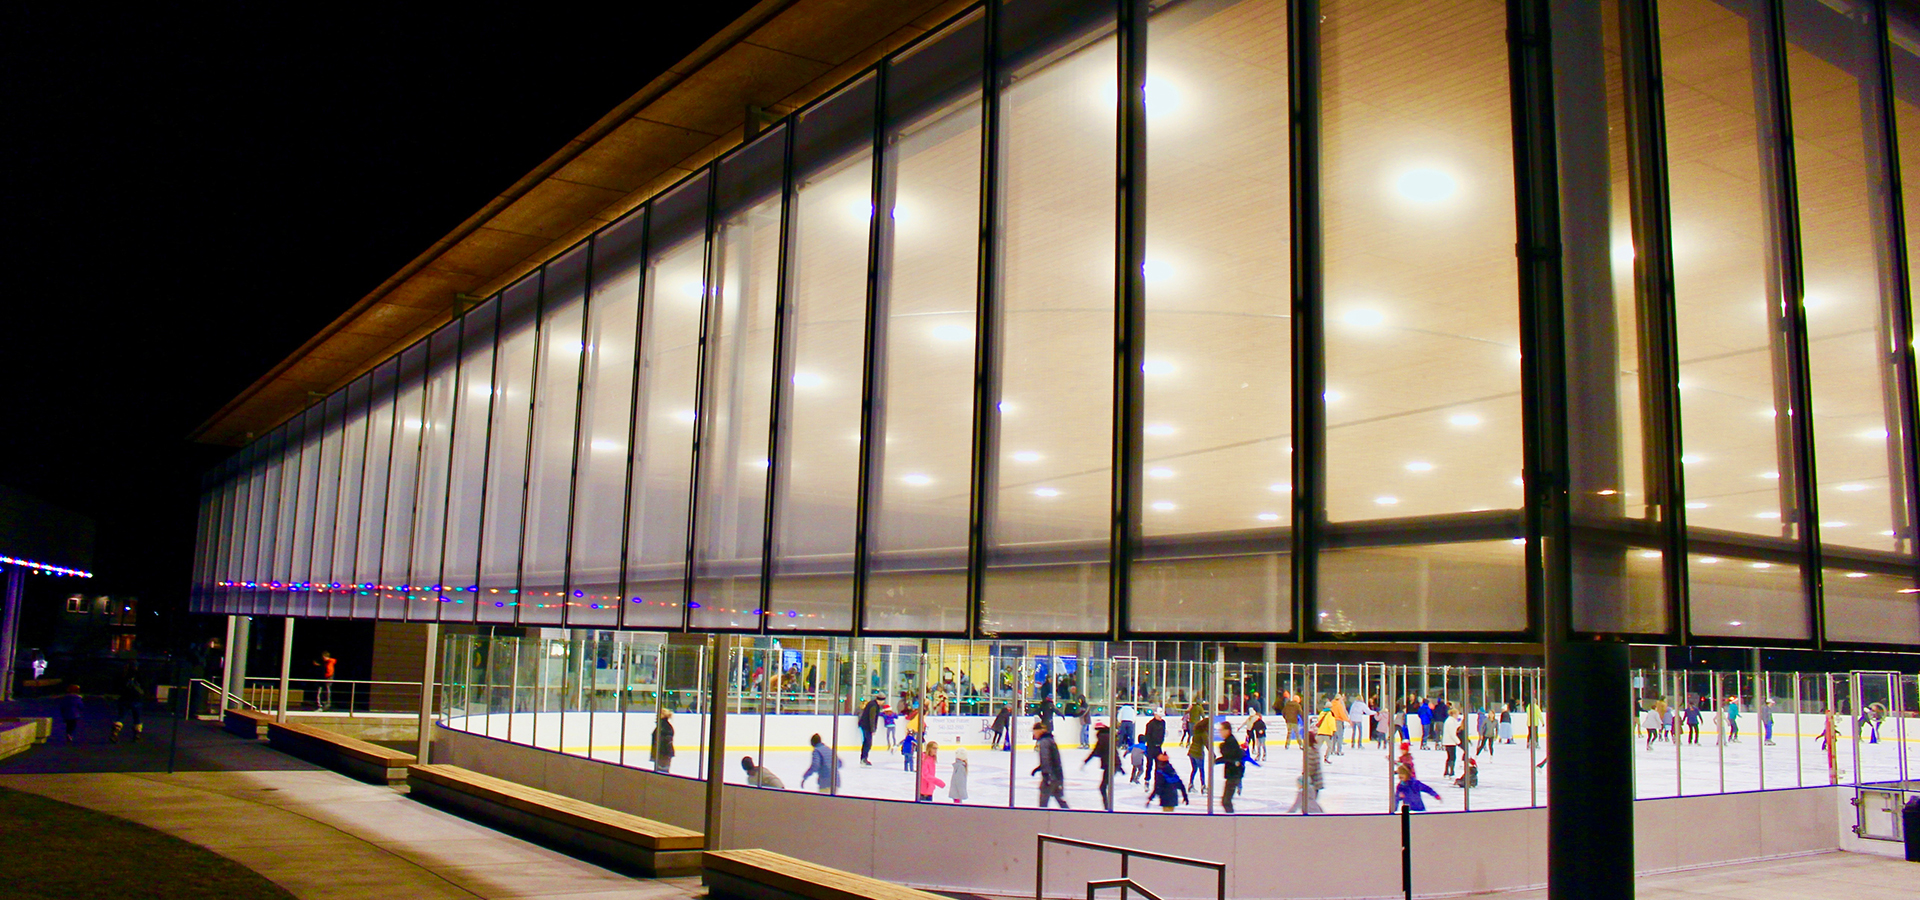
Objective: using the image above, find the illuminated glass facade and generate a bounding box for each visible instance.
[192,0,1920,648]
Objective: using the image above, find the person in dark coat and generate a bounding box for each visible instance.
[649,709,675,773]
[1214,722,1247,813]
[1146,752,1188,811]
[858,694,882,765]
[1031,722,1068,808]
[1143,709,1167,761]
[1082,722,1114,807]
[57,683,84,744]
[112,665,144,743]
[991,703,1013,751]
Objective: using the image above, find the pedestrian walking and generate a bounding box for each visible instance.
[57,683,84,744]
[111,665,144,744]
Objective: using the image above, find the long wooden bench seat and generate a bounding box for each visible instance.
[407,764,703,876]
[223,708,273,739]
[703,849,948,900]
[265,720,414,785]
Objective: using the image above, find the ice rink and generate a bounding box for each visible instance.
[443,709,1915,814]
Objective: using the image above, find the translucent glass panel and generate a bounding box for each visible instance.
[289,408,325,616]
[246,434,276,614]
[983,1,1118,635]
[525,247,588,624]
[1784,0,1906,555]
[1131,0,1292,634]
[314,390,350,615]
[443,300,499,621]
[330,374,370,617]
[1824,567,1920,645]
[271,417,307,614]
[481,279,541,624]
[865,18,982,633]
[692,133,783,630]
[1321,0,1521,523]
[409,324,463,620]
[1689,551,1807,638]
[772,88,871,632]
[380,345,428,618]
[1321,540,1528,633]
[573,214,646,629]
[356,359,399,619]
[1317,0,1524,632]
[627,175,710,626]
[1658,0,1810,638]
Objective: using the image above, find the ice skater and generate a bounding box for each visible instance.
[1397,763,1442,811]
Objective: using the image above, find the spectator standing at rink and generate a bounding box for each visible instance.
[801,733,842,793]
[1032,722,1068,808]
[741,756,785,788]
[917,742,945,801]
[649,709,675,774]
[1441,705,1464,777]
[1347,694,1371,750]
[1076,694,1094,749]
[1147,752,1188,811]
[858,694,882,766]
[949,747,970,803]
[1214,721,1246,813]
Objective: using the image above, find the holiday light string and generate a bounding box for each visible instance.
[0,555,92,578]
[211,580,822,616]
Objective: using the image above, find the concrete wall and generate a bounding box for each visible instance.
[431,725,1849,899]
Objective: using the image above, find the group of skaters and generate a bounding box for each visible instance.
[1636,694,1768,749]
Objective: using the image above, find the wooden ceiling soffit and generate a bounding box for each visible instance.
[193,0,971,446]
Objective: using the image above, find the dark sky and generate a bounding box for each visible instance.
[1,3,756,645]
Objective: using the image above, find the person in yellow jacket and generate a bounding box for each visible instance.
[1313,700,1340,763]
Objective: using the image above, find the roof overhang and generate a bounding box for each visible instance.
[191,0,970,446]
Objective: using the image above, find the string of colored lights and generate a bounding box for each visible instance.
[210,581,822,616]
[0,555,92,578]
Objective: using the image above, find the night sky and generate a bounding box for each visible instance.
[2,4,756,648]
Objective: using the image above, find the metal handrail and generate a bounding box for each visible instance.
[1036,834,1225,900]
[1088,878,1167,900]
[191,678,259,712]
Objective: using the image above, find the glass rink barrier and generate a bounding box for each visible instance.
[437,634,1917,818]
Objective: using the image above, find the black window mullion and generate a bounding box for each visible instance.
[966,0,1005,642]
[1289,0,1323,644]
[682,172,723,632]
[761,127,799,638]
[1110,0,1147,642]
[511,270,547,626]
[560,240,597,629]
[1872,0,1920,580]
[855,75,897,639]
[616,206,653,629]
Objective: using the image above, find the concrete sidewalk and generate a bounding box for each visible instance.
[0,767,704,900]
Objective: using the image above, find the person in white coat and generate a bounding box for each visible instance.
[1441,706,1465,778]
[1348,696,1372,749]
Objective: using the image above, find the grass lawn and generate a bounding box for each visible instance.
[0,785,295,900]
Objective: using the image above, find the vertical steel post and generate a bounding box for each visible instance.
[417,622,439,762]
[219,614,238,714]
[1110,0,1149,643]
[964,0,1005,642]
[276,617,295,722]
[705,634,729,848]
[1289,0,1324,645]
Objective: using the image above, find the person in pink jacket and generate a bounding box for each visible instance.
[918,741,946,801]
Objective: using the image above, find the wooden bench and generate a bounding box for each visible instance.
[407,764,703,876]
[703,848,948,900]
[223,708,273,739]
[266,720,414,785]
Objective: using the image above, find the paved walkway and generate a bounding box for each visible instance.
[0,716,701,900]
[1501,852,1918,899]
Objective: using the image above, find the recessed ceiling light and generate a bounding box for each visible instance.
[1759,471,1779,480]
[1751,562,1771,569]
[1405,461,1434,472]
[1860,428,1890,440]
[1845,572,1869,578]
[1143,359,1178,376]
[1754,511,1780,519]
[1323,390,1342,403]
[902,474,932,486]
[1395,167,1459,203]
[1837,484,1867,492]
[792,371,825,388]
[1596,489,1618,495]
[1449,413,1482,428]
[1729,620,1743,626]
[1257,513,1280,522]
[1685,502,1709,509]
[590,440,622,453]
[1151,501,1176,512]
[1142,258,1173,283]
[1145,423,1176,436]
[1638,551,1660,559]
[930,323,972,343]
[1148,467,1175,479]
[1375,496,1399,505]
[674,409,697,424]
[1821,521,1847,528]
[1033,488,1060,498]
[1681,455,1704,465]
[1269,483,1291,493]
[1510,538,1526,546]
[1342,308,1387,327]
[998,401,1016,414]
[1011,451,1043,463]
[1698,557,1720,564]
